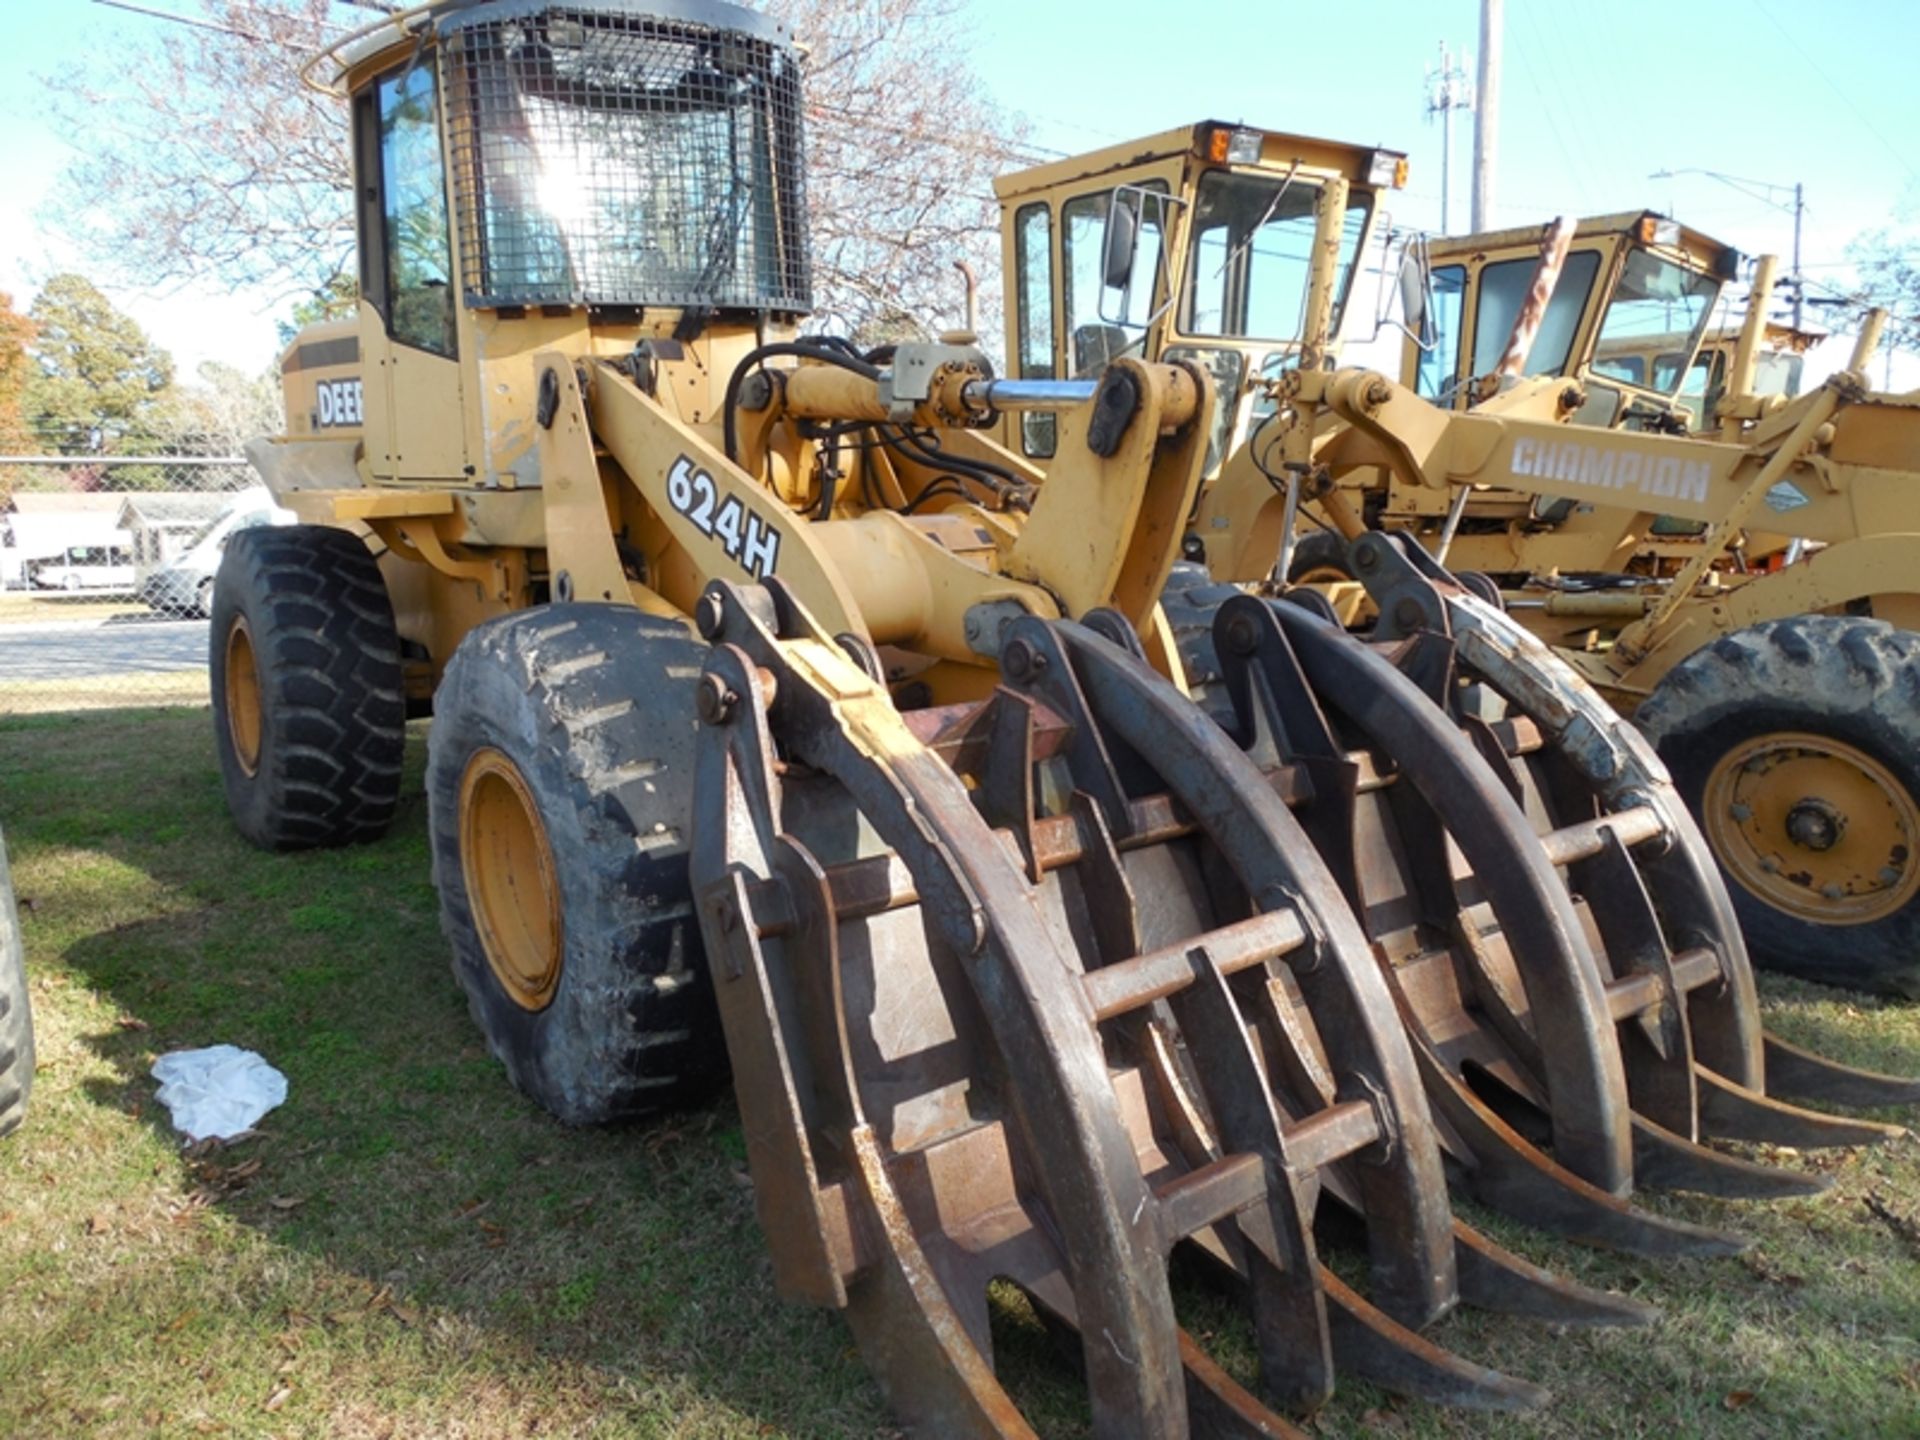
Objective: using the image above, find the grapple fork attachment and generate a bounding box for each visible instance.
[688,580,1589,1435]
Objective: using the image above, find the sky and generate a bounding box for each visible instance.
[3,0,1918,386]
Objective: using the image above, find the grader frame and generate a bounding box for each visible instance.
[211,3,1920,1434]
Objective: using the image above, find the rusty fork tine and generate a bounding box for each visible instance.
[1763,1033,1920,1109]
[1403,1018,1749,1258]
[1694,1065,1908,1148]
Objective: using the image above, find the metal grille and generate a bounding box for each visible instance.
[441,3,811,313]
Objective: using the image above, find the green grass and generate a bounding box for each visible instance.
[2,708,1918,1437]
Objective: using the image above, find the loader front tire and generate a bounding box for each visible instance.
[426,605,723,1125]
[211,525,405,850]
[0,823,34,1138]
[1639,615,1920,997]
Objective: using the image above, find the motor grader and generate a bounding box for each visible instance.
[214,3,1918,1434]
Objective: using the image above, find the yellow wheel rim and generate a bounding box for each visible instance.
[1703,730,1920,926]
[1293,564,1353,586]
[459,748,564,1011]
[224,616,264,778]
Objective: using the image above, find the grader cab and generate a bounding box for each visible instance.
[215,3,1918,1434]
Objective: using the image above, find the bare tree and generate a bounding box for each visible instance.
[46,1,358,303]
[1848,230,1920,353]
[47,0,1037,348]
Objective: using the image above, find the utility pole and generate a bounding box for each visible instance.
[1425,42,1474,234]
[1473,0,1502,231]
[1791,180,1804,332]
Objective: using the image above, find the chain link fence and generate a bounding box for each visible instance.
[1,455,261,714]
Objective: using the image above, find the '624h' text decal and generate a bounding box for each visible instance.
[666,455,782,579]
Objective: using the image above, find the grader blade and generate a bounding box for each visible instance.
[688,579,1601,1434]
[1343,534,1919,1139]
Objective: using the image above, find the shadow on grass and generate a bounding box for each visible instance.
[2,705,903,1436]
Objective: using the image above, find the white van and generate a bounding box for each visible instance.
[29,544,137,593]
[139,490,296,617]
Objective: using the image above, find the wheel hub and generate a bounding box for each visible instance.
[1703,731,1920,925]
[459,748,563,1010]
[1785,798,1844,852]
[223,616,264,777]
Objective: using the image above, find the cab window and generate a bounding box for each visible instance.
[379,64,457,356]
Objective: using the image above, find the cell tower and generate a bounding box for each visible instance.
[1425,42,1475,235]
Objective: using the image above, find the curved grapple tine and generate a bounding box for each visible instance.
[1407,1005,1749,1258]
[1630,1115,1829,1199]
[1764,1033,1920,1110]
[1450,1221,1659,1327]
[1321,1269,1548,1412]
[1695,1065,1906,1148]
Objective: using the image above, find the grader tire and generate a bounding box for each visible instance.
[426,605,724,1125]
[1286,528,1357,585]
[1158,561,1241,726]
[0,824,34,1138]
[1639,615,1920,997]
[211,526,405,850]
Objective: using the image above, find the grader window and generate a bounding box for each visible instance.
[1468,249,1601,380]
[440,6,810,313]
[1593,250,1720,386]
[1181,172,1369,342]
[1415,264,1466,400]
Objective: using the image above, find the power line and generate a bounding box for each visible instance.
[1753,0,1915,181]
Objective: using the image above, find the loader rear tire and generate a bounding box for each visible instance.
[211,525,405,850]
[0,823,34,1138]
[426,605,723,1125]
[1639,615,1920,997]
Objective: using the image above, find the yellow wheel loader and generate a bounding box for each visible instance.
[214,5,1917,1434]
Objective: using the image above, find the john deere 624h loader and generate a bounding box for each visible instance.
[213,3,1917,1434]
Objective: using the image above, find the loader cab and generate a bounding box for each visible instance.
[995,123,1405,473]
[1405,212,1737,431]
[287,0,812,492]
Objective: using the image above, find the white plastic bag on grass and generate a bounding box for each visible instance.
[151,1045,288,1142]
